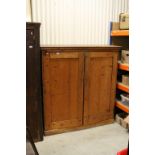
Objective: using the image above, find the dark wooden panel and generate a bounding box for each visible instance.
[111,36,129,50]
[26,22,43,142]
[84,52,118,125]
[26,127,39,155]
[42,50,84,131]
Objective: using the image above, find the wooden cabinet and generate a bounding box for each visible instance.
[42,46,120,135]
[26,22,43,141]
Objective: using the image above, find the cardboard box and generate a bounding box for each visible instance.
[115,114,122,124]
[122,75,129,86]
[119,13,129,30]
[121,118,129,129]
[115,113,129,129]
[124,115,129,124]
[112,22,120,31]
[121,50,129,64]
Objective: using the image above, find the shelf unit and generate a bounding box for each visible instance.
[117,82,129,93]
[118,61,129,71]
[111,30,129,36]
[110,22,129,114]
[115,101,129,113]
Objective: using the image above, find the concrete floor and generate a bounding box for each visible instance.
[35,122,128,155]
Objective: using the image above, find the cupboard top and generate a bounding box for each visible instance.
[41,45,121,52]
[26,22,41,29]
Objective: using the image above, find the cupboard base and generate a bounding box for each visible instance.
[44,119,114,136]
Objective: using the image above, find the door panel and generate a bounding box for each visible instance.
[84,52,117,125]
[42,51,84,131]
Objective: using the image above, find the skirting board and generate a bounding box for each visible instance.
[44,119,114,136]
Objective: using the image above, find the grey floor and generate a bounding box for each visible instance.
[35,122,128,155]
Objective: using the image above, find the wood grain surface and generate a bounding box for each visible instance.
[42,47,119,134]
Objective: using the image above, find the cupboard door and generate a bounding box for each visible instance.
[42,50,84,131]
[84,52,118,125]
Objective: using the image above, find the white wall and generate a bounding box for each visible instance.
[31,0,128,46]
[112,0,129,21]
[26,0,32,22]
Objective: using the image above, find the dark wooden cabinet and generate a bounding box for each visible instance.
[41,46,120,135]
[26,22,43,141]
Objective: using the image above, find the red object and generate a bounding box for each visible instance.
[117,148,128,155]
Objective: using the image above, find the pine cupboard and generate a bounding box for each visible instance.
[41,46,120,135]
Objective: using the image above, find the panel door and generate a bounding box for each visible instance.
[42,50,84,131]
[84,52,118,125]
